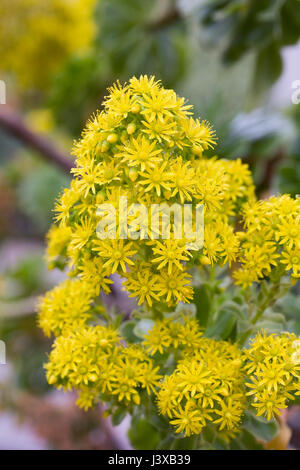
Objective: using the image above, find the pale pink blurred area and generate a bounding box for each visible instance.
[0,413,48,450]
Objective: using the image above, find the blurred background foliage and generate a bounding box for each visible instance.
[0,0,299,449]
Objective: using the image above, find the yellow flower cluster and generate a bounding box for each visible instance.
[156,338,245,436]
[234,195,300,288]
[143,317,204,355]
[45,325,161,410]
[0,0,95,88]
[145,321,300,438]
[46,75,256,309]
[37,279,96,337]
[244,332,300,420]
[37,76,300,447]
[43,310,300,441]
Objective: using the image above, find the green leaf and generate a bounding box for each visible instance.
[120,320,140,343]
[261,312,286,323]
[193,284,212,327]
[255,321,284,334]
[170,435,199,450]
[277,292,300,320]
[205,309,236,340]
[253,41,283,94]
[287,320,300,336]
[256,312,286,334]
[111,408,127,426]
[201,426,216,445]
[242,412,279,443]
[147,412,170,432]
[128,418,160,450]
[157,434,175,450]
[230,429,263,450]
[281,0,300,46]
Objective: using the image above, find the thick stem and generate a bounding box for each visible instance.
[251,280,282,325]
[0,109,73,171]
[238,276,285,346]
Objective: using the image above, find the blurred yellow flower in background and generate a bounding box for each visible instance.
[0,0,96,89]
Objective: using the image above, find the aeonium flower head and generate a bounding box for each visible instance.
[37,76,300,449]
[44,75,255,311]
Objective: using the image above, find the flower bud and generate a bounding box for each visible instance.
[131,103,140,113]
[96,190,106,204]
[107,133,118,144]
[101,141,109,152]
[164,190,172,200]
[192,145,203,156]
[128,167,138,182]
[127,123,136,135]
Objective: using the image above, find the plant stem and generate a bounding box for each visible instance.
[209,264,216,282]
[251,280,281,325]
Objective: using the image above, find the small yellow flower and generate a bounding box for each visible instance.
[70,217,95,251]
[116,135,162,171]
[139,161,171,196]
[170,405,203,437]
[92,239,137,273]
[251,390,288,421]
[124,269,161,306]
[214,397,244,431]
[151,240,190,274]
[142,117,177,143]
[156,267,193,304]
[143,321,171,355]
[281,246,300,277]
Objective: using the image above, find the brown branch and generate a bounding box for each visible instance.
[0,296,37,319]
[0,109,73,171]
[255,149,284,197]
[147,6,181,32]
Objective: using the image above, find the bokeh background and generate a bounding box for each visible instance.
[0,0,300,449]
